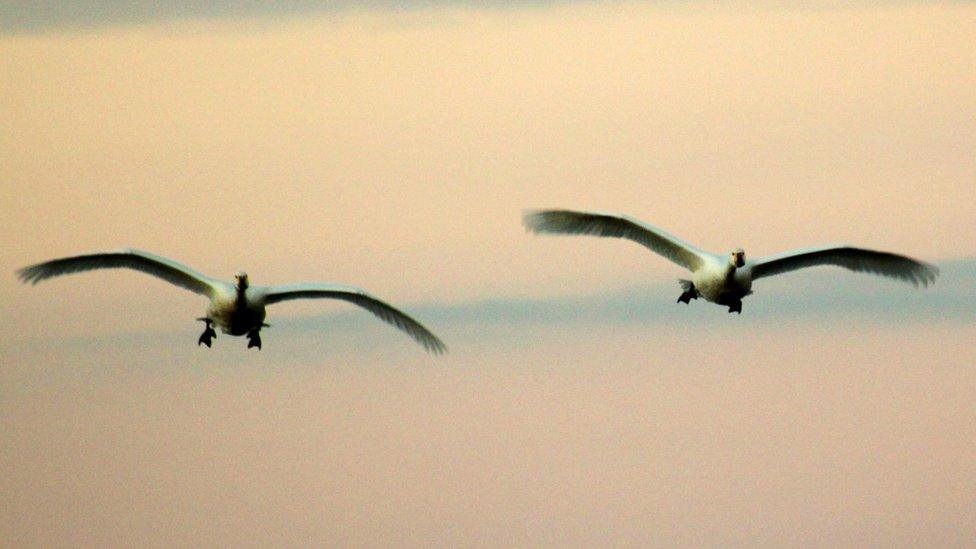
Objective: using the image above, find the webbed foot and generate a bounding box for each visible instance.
[727,301,742,314]
[197,318,217,347]
[677,279,699,305]
[246,330,262,350]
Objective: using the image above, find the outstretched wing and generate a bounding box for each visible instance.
[750,245,938,287]
[523,209,709,271]
[256,283,447,355]
[17,248,224,297]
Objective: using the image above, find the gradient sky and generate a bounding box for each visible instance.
[2,1,974,546]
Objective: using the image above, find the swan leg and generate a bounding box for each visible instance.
[246,329,262,350]
[196,317,217,347]
[727,300,742,314]
[677,280,699,304]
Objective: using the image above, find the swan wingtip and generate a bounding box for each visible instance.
[15,266,38,285]
[522,210,548,232]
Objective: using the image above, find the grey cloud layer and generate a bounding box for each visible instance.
[2,1,964,33]
[15,259,971,358]
[287,257,976,334]
[1,0,575,33]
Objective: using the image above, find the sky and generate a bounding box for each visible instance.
[1,1,974,546]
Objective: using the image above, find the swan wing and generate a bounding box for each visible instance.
[523,209,709,271]
[750,245,938,287]
[257,283,447,354]
[17,248,224,297]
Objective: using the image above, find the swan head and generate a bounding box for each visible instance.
[234,271,249,291]
[729,248,746,268]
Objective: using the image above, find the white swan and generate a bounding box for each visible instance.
[524,209,938,314]
[17,248,446,353]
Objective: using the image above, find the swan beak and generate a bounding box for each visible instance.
[735,257,745,268]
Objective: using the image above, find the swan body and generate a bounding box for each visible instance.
[17,249,446,353]
[524,209,938,314]
[689,252,752,307]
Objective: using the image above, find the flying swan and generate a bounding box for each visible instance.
[523,209,938,314]
[17,249,446,353]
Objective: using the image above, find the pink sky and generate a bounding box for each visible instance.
[3,321,974,546]
[2,2,974,545]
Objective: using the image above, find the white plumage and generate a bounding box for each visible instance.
[18,248,446,353]
[524,209,938,314]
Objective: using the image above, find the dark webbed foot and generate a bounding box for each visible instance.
[246,330,262,350]
[677,280,699,305]
[197,318,217,347]
[727,300,742,314]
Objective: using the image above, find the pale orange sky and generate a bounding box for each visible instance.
[1,2,975,546]
[2,3,973,308]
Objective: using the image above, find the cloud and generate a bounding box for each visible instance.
[308,256,976,325]
[1,0,572,34]
[10,258,970,363]
[2,0,966,34]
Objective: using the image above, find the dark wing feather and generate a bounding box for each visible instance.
[259,284,446,355]
[17,248,221,297]
[523,209,708,271]
[750,246,938,287]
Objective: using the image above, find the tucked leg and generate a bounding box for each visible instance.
[197,318,217,347]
